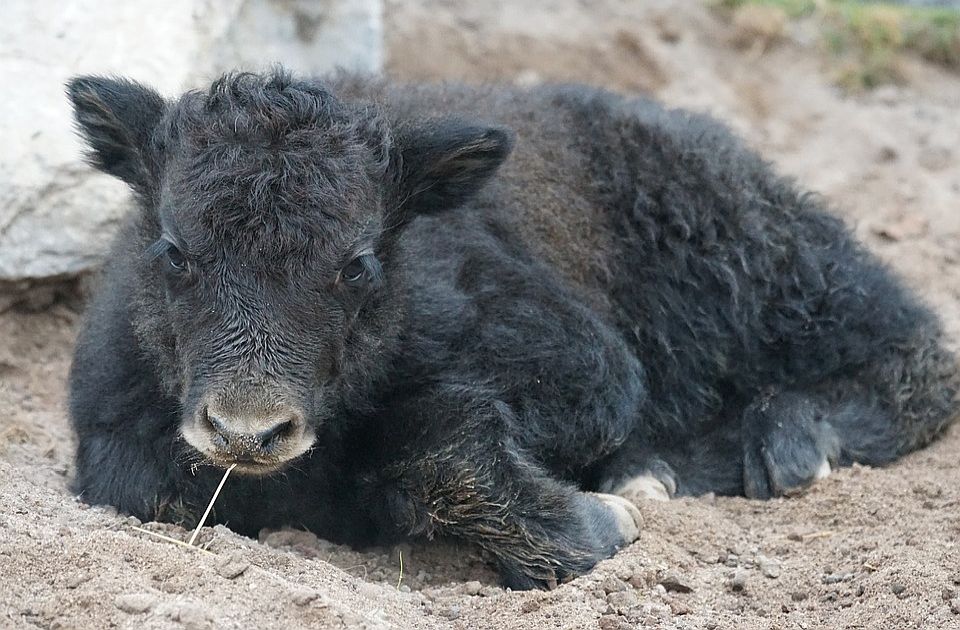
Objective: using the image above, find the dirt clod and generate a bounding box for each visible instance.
[114,593,157,614]
[215,552,249,579]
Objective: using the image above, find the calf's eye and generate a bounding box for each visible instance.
[341,257,367,285]
[166,245,187,271]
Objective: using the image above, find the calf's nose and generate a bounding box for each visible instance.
[204,409,296,456]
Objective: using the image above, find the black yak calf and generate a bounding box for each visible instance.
[66,69,958,589]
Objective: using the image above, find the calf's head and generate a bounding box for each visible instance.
[68,70,512,474]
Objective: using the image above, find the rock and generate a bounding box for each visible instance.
[438,605,461,621]
[693,547,720,565]
[114,593,157,614]
[216,552,250,579]
[606,590,639,612]
[872,214,929,242]
[728,570,748,593]
[65,573,89,589]
[462,580,483,596]
[757,555,781,579]
[876,145,899,163]
[890,582,907,598]
[950,599,960,615]
[658,573,694,593]
[667,597,692,615]
[598,614,631,630]
[822,573,853,585]
[918,145,952,172]
[260,528,320,549]
[0,0,382,291]
[520,599,541,613]
[602,576,629,594]
[291,587,322,606]
[166,601,213,630]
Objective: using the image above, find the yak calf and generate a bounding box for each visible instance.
[67,70,958,589]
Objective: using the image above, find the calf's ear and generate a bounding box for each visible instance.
[66,76,166,195]
[392,119,514,216]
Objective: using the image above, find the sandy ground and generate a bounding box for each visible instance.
[3,1,960,628]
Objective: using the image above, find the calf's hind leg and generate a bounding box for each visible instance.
[746,329,960,497]
[362,388,642,590]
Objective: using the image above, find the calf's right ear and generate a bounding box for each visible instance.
[66,76,166,195]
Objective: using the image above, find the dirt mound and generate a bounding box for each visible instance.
[3,1,960,628]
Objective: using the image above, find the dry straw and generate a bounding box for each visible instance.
[132,463,237,553]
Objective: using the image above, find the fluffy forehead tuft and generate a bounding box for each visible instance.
[158,70,391,261]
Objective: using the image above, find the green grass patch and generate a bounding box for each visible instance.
[712,0,960,90]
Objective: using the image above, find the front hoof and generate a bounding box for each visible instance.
[591,492,642,544]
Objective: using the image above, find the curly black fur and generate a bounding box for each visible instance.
[65,69,959,589]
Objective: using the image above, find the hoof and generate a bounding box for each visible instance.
[609,473,674,503]
[591,492,642,544]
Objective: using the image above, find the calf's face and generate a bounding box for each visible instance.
[68,71,512,475]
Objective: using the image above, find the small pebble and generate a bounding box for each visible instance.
[520,599,540,613]
[822,573,852,585]
[462,580,482,596]
[439,605,461,621]
[216,553,250,579]
[598,615,632,630]
[694,547,720,565]
[876,145,899,163]
[728,570,748,593]
[950,599,960,615]
[607,590,639,612]
[65,573,89,589]
[167,602,212,630]
[667,597,692,615]
[890,582,907,598]
[658,573,694,593]
[290,587,321,606]
[918,146,952,172]
[602,576,629,594]
[114,593,157,614]
[758,556,781,579]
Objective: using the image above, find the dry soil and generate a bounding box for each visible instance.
[3,2,960,629]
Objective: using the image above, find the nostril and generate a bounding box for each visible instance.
[203,409,231,447]
[257,419,294,448]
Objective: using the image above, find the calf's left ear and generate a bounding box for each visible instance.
[391,119,514,217]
